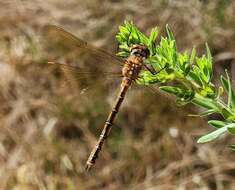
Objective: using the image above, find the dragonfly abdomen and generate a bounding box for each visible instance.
[85,77,132,171]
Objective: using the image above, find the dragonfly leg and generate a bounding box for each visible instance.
[144,64,157,75]
[156,65,168,75]
[144,64,167,75]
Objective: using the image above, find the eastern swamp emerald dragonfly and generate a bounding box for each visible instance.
[43,25,163,171]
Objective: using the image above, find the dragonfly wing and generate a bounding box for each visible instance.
[133,82,176,103]
[42,25,124,105]
[42,25,124,73]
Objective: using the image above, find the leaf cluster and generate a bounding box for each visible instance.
[116,21,235,145]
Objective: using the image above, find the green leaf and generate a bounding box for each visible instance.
[220,72,235,111]
[148,27,159,55]
[160,86,185,96]
[221,108,233,120]
[192,94,219,111]
[160,86,195,103]
[166,24,175,41]
[205,43,213,81]
[188,70,203,87]
[199,109,217,117]
[159,86,179,95]
[178,52,190,75]
[197,125,228,143]
[198,123,235,143]
[149,27,158,42]
[226,71,232,108]
[195,56,210,83]
[190,47,196,66]
[227,124,235,134]
[229,144,235,150]
[208,120,227,128]
[188,109,216,117]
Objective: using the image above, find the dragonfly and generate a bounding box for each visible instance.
[43,25,161,171]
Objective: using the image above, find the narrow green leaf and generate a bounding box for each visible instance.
[229,144,235,150]
[188,109,216,117]
[227,124,235,134]
[190,47,196,66]
[159,86,181,96]
[197,125,228,143]
[205,43,213,81]
[188,70,203,87]
[199,109,217,117]
[226,71,232,108]
[208,120,227,128]
[221,108,233,120]
[166,24,174,41]
[192,94,219,110]
[220,75,228,90]
[148,27,159,55]
[149,27,159,43]
[220,75,235,110]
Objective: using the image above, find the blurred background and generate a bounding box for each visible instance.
[0,0,235,189]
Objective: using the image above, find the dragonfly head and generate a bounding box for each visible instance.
[130,44,150,59]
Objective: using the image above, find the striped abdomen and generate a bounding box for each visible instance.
[85,56,144,171]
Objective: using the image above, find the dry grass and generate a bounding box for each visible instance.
[0,0,235,189]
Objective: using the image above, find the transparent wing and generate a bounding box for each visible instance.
[42,25,124,77]
[131,82,176,105]
[41,25,123,108]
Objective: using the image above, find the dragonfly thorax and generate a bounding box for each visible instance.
[121,44,150,81]
[122,55,144,81]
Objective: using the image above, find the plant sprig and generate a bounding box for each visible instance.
[116,21,235,145]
